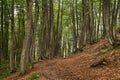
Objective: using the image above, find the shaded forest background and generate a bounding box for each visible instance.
[0,0,120,79]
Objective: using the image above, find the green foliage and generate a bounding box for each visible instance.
[27,72,39,80]
[0,69,10,79]
[100,49,108,54]
[116,26,120,33]
[95,50,115,62]
[95,49,110,60]
[0,60,11,79]
[112,41,120,48]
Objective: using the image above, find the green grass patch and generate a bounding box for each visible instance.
[100,49,108,54]
[27,72,39,80]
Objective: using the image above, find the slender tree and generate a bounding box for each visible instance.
[49,0,55,57]
[72,0,77,52]
[111,0,120,40]
[10,0,16,72]
[30,0,39,68]
[79,0,87,49]
[38,0,49,59]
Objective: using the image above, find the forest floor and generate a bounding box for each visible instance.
[3,35,120,80]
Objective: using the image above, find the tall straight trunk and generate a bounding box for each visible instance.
[30,0,39,68]
[16,12,21,64]
[60,0,63,56]
[3,0,9,60]
[46,0,50,57]
[102,0,106,38]
[96,0,102,41]
[75,0,79,50]
[1,0,4,61]
[72,0,77,52]
[20,0,33,74]
[16,8,25,64]
[55,0,61,56]
[79,0,87,49]
[111,0,117,39]
[10,0,16,72]
[75,0,79,37]
[56,0,60,31]
[104,0,114,46]
[39,0,49,59]
[89,0,94,44]
[0,0,9,62]
[48,0,54,57]
[111,0,120,39]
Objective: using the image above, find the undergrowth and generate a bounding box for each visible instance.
[0,60,11,79]
[27,72,39,80]
[100,49,108,54]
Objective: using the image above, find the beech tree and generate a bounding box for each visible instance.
[79,0,87,49]
[20,0,33,74]
[10,0,16,72]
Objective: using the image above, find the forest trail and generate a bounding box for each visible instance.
[4,36,120,80]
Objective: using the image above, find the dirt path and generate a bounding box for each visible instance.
[4,39,120,80]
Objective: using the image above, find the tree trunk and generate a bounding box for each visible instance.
[48,0,55,57]
[38,0,49,60]
[96,0,102,41]
[111,0,120,40]
[60,0,63,56]
[72,0,77,52]
[79,0,87,49]
[1,0,4,61]
[89,0,94,44]
[30,0,39,68]
[55,0,61,56]
[10,0,16,72]
[20,0,33,74]
[104,0,114,46]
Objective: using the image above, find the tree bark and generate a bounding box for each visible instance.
[72,0,77,52]
[104,0,114,46]
[48,0,55,57]
[20,0,33,74]
[30,0,39,68]
[10,0,16,72]
[79,0,87,49]
[111,0,120,40]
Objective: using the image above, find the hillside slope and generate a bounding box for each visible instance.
[4,37,120,80]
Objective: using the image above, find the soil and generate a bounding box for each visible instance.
[3,35,120,80]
